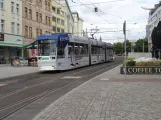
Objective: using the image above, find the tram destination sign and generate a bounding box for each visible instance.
[120,67,161,74]
[41,57,49,60]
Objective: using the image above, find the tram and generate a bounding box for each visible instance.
[37,33,114,71]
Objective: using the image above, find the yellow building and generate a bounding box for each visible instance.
[52,0,74,33]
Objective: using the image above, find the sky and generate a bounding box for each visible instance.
[68,0,160,44]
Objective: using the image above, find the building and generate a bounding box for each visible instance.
[72,12,84,36]
[22,0,52,58]
[148,1,161,51]
[53,0,74,33]
[0,0,23,64]
[52,0,66,33]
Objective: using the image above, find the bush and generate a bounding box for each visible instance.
[123,60,136,66]
[153,60,161,66]
[135,62,144,66]
[144,61,154,66]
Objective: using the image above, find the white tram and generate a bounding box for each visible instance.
[37,33,114,71]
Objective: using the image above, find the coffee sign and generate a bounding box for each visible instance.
[120,67,161,74]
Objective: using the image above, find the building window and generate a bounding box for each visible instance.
[29,27,32,38]
[48,17,50,25]
[57,18,60,24]
[17,23,20,35]
[36,12,38,22]
[16,4,19,15]
[37,0,42,7]
[57,9,60,14]
[45,0,47,10]
[0,0,4,10]
[1,20,5,32]
[36,28,39,38]
[39,13,42,23]
[57,28,60,32]
[11,2,14,13]
[61,29,64,33]
[61,11,64,16]
[25,7,28,18]
[29,9,32,19]
[46,16,48,24]
[48,2,50,11]
[40,29,42,35]
[25,25,28,37]
[52,26,56,32]
[52,6,56,12]
[11,22,15,34]
[61,20,64,25]
[52,16,56,22]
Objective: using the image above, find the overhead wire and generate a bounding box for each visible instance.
[69,0,125,7]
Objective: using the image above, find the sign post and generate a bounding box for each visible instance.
[123,21,127,79]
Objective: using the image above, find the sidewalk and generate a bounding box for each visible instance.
[0,66,38,79]
[32,65,161,120]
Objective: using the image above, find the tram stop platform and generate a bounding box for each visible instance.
[0,66,38,80]
[32,65,161,120]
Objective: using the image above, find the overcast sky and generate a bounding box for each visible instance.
[69,0,160,44]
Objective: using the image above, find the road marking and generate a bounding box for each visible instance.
[100,78,110,81]
[62,76,82,79]
[0,84,7,87]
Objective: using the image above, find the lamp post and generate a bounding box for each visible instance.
[141,6,153,53]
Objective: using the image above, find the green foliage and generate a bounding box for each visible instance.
[113,42,123,54]
[122,40,132,55]
[122,58,136,66]
[134,38,148,52]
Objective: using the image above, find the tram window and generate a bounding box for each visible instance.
[74,43,79,55]
[79,43,85,55]
[84,44,88,54]
[57,41,65,58]
[92,45,95,54]
[68,42,74,54]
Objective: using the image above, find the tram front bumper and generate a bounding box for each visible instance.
[39,66,57,71]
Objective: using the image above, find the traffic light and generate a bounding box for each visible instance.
[0,33,4,41]
[94,7,98,12]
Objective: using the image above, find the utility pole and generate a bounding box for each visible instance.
[90,26,99,39]
[123,21,127,79]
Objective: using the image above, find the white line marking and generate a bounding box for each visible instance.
[62,76,82,79]
[100,78,110,81]
[0,84,7,87]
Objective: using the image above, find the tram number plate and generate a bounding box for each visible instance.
[42,57,49,60]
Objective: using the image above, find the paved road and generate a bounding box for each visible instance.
[0,57,123,120]
[32,66,161,120]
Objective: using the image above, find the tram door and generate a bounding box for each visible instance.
[68,42,75,66]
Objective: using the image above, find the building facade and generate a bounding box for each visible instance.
[22,0,52,58]
[52,0,66,33]
[0,0,23,64]
[72,12,84,36]
[54,0,74,33]
[148,2,161,51]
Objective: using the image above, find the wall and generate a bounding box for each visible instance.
[128,52,151,59]
[22,0,52,45]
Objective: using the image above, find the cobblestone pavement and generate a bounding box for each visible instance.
[32,66,161,120]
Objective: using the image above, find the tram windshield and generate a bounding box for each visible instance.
[38,40,56,56]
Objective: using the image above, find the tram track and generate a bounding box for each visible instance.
[0,58,123,119]
[0,61,117,99]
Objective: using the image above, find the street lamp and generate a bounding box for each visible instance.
[141,6,153,53]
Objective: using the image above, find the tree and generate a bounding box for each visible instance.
[123,40,132,55]
[113,42,123,54]
[134,38,148,52]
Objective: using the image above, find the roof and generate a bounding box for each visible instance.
[37,33,68,40]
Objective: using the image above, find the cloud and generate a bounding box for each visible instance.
[69,0,159,43]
